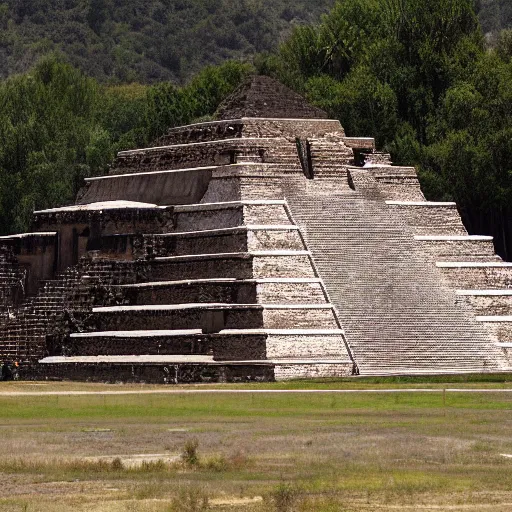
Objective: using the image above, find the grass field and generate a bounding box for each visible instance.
[0,379,511,511]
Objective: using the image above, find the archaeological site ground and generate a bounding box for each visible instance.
[0,75,511,382]
[0,379,511,511]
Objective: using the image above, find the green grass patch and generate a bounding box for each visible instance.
[0,391,511,422]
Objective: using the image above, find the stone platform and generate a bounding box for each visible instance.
[0,75,510,382]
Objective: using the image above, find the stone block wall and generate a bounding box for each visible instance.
[456,293,512,316]
[21,361,274,384]
[252,254,315,279]
[265,333,346,359]
[64,333,213,357]
[417,239,497,261]
[262,307,337,329]
[77,168,213,206]
[387,204,468,235]
[148,255,253,281]
[273,362,352,380]
[111,139,300,175]
[439,266,512,289]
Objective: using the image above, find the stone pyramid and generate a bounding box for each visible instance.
[0,76,510,383]
[215,75,328,120]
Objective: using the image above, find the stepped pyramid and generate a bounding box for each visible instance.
[0,75,510,382]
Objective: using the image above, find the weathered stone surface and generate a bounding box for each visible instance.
[156,118,343,146]
[215,75,328,120]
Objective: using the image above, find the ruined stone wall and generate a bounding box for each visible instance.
[0,234,58,296]
[111,138,300,175]
[0,257,148,362]
[155,121,244,146]
[77,168,213,206]
[21,362,274,384]
[156,118,344,147]
[0,246,28,311]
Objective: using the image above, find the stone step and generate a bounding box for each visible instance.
[147,251,316,281]
[79,164,296,206]
[456,290,512,316]
[26,359,276,384]
[29,357,353,382]
[386,201,467,235]
[64,328,347,360]
[80,165,216,205]
[173,200,292,231]
[148,225,303,256]
[415,235,496,261]
[437,262,512,289]
[112,138,300,175]
[157,118,344,146]
[476,316,512,342]
[90,303,338,332]
[116,278,327,305]
[33,201,175,235]
[39,355,352,380]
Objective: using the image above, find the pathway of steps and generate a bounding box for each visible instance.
[282,177,509,375]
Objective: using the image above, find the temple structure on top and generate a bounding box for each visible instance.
[0,75,510,382]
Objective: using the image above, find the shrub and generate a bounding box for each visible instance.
[181,438,200,466]
[265,483,303,512]
[168,485,209,511]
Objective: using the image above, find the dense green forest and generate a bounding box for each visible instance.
[0,0,335,83]
[1,0,512,257]
[0,0,509,84]
[479,0,512,35]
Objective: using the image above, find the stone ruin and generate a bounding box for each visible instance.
[0,75,511,383]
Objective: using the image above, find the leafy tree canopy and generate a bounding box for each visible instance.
[0,0,335,83]
[0,55,251,234]
[260,0,512,257]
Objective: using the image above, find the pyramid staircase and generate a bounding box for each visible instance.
[0,75,510,382]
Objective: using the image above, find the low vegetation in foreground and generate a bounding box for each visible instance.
[0,379,511,511]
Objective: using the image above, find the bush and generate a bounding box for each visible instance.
[264,483,304,512]
[168,485,210,512]
[181,438,200,466]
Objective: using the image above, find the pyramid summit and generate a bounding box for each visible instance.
[215,75,328,120]
[0,77,510,383]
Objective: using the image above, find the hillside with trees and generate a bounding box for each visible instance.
[479,0,512,36]
[0,0,335,83]
[0,0,510,85]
